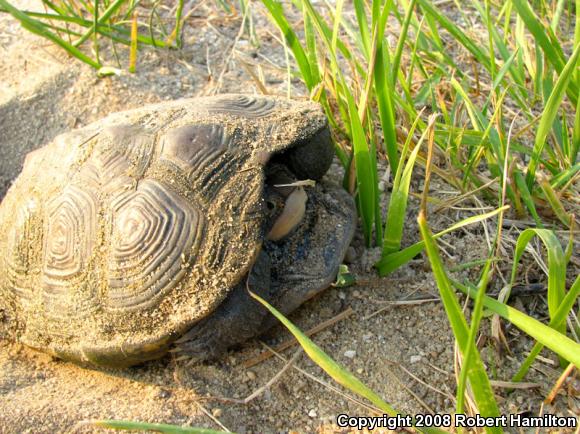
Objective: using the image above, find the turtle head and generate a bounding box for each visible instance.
[272,126,334,181]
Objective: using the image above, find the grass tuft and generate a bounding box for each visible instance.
[0,0,180,70]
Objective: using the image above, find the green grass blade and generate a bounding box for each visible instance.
[512,275,580,381]
[0,4,168,48]
[455,281,580,369]
[249,291,447,434]
[92,420,228,433]
[348,94,376,245]
[576,0,580,48]
[367,114,383,245]
[550,0,567,32]
[470,0,528,106]
[289,0,377,244]
[462,88,510,187]
[450,78,485,131]
[352,0,370,59]
[573,92,580,164]
[561,111,571,166]
[391,0,418,85]
[508,229,567,338]
[512,0,578,105]
[92,0,99,64]
[456,259,493,414]
[481,50,519,114]
[41,0,68,16]
[382,113,430,256]
[416,0,490,69]
[484,0,495,82]
[291,0,361,73]
[513,171,543,226]
[261,0,317,89]
[550,163,580,189]
[302,6,319,83]
[538,178,572,227]
[418,211,502,431]
[167,0,184,48]
[376,206,509,276]
[373,0,398,174]
[0,0,100,68]
[525,42,580,188]
[330,0,344,56]
[73,0,126,47]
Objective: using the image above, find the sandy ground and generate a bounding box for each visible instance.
[0,2,578,433]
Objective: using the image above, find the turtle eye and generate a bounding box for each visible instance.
[266,200,276,211]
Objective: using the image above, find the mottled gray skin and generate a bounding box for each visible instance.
[0,94,356,367]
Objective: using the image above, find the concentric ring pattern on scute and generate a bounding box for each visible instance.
[108,179,202,310]
[205,94,277,117]
[42,185,98,315]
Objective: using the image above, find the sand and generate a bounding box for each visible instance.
[0,2,577,433]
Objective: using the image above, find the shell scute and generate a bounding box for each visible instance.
[161,124,228,168]
[6,199,42,303]
[204,94,277,117]
[42,184,99,317]
[107,179,203,311]
[101,124,155,178]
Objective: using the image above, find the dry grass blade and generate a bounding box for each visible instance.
[383,364,435,414]
[488,380,540,390]
[128,10,137,73]
[263,344,383,415]
[388,359,455,401]
[364,298,439,321]
[544,362,576,405]
[217,349,303,404]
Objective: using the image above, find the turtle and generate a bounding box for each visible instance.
[0,94,356,368]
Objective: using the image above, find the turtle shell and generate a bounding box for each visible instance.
[0,94,328,366]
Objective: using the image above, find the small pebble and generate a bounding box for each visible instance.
[157,388,171,399]
[212,408,223,418]
[410,355,422,363]
[356,368,364,374]
[344,350,356,359]
[308,409,317,418]
[338,291,346,300]
[246,370,256,381]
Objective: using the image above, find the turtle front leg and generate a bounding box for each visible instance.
[172,251,272,362]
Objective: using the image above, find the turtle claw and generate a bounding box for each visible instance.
[171,321,230,363]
